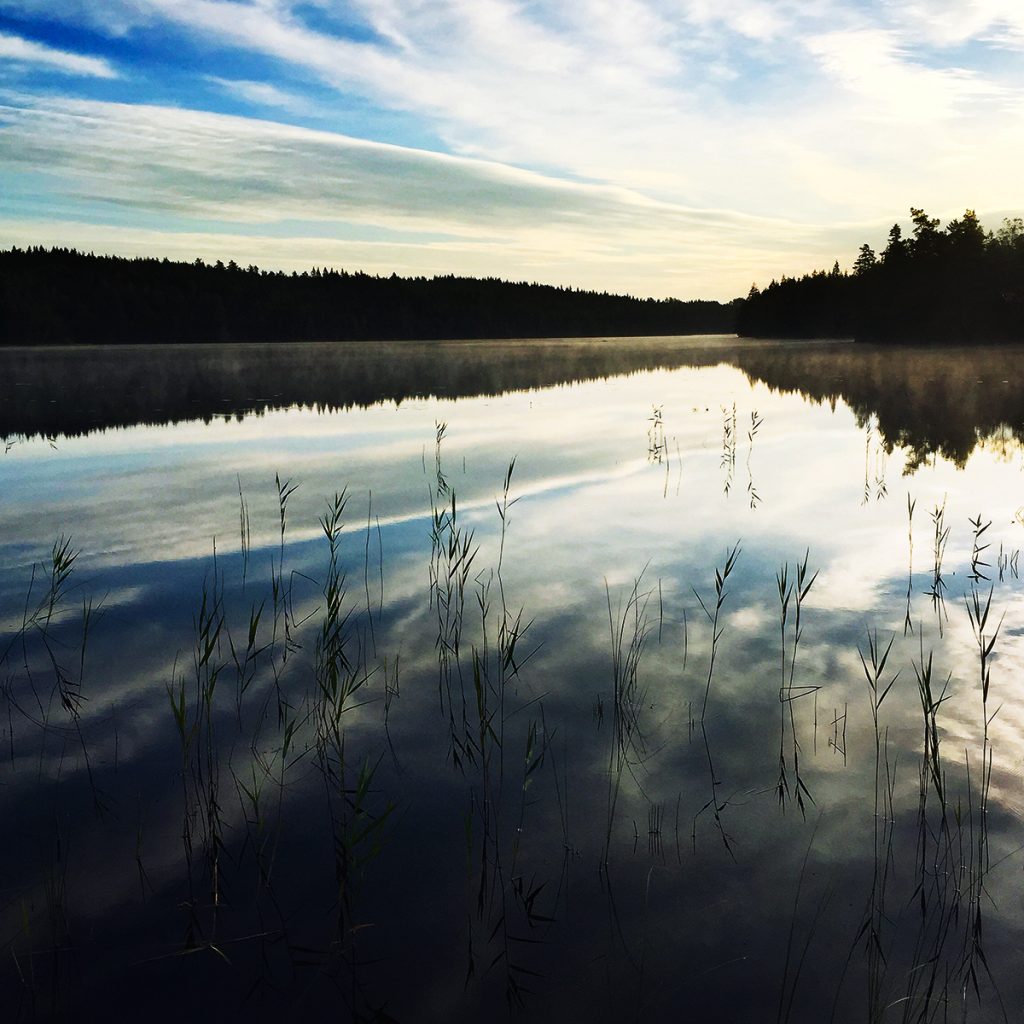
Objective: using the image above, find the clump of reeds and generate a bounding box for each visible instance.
[899,637,960,1021]
[271,473,301,669]
[687,545,741,857]
[857,629,899,1022]
[827,702,848,762]
[694,543,741,723]
[311,490,396,941]
[926,498,950,633]
[775,551,819,817]
[451,459,554,1011]
[602,573,655,863]
[237,475,251,586]
[861,421,888,504]
[967,513,992,582]
[996,544,1019,582]
[426,423,487,771]
[721,403,737,496]
[746,409,763,509]
[164,559,231,944]
[904,494,916,636]
[647,405,665,463]
[964,584,1001,886]
[913,641,950,812]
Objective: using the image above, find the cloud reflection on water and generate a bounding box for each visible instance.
[1,338,1024,1019]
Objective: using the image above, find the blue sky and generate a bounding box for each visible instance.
[1,0,1023,299]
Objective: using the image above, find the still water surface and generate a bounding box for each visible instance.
[2,336,1024,1021]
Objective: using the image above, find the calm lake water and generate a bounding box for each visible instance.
[2,336,1024,1022]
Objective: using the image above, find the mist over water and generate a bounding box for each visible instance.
[2,336,1024,1021]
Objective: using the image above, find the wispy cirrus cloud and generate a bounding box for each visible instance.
[6,0,1014,216]
[0,31,117,78]
[884,0,1024,48]
[0,93,866,297]
[804,28,1006,122]
[205,76,311,114]
[0,0,1023,291]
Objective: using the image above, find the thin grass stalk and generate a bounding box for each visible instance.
[695,543,741,723]
[858,628,899,1022]
[904,494,916,636]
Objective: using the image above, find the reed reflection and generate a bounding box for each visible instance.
[1,342,1024,1019]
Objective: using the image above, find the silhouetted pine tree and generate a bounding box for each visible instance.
[738,207,1024,343]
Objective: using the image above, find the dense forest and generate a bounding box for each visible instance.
[0,247,738,345]
[738,209,1024,342]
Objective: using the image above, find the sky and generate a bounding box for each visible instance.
[0,1,1022,300]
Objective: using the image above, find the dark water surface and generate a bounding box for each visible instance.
[2,336,1024,1022]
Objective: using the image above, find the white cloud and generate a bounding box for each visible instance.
[885,1,1024,48]
[0,93,701,234]
[558,0,680,75]
[206,75,311,114]
[0,1,144,35]
[676,0,790,42]
[1,1,1024,284]
[0,31,118,78]
[0,100,841,297]
[805,28,1005,122]
[24,0,1014,219]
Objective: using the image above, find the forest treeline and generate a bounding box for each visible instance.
[0,247,738,345]
[738,209,1024,342]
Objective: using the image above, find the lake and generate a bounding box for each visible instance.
[2,336,1023,1022]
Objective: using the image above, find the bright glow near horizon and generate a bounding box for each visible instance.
[1,1,1023,299]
